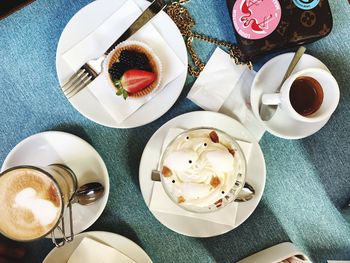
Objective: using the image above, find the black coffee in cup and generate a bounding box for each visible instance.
[289,76,324,116]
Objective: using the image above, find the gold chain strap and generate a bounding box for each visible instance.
[165,0,252,77]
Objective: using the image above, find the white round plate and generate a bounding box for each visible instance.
[139,111,266,237]
[56,0,187,128]
[43,231,152,263]
[251,53,331,139]
[1,131,110,239]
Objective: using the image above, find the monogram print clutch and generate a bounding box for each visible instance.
[226,0,333,62]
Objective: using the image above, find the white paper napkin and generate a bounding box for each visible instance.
[149,128,252,227]
[67,237,136,263]
[187,48,266,141]
[63,0,185,124]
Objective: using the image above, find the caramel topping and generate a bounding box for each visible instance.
[209,131,219,143]
[210,176,221,188]
[178,196,185,204]
[228,148,235,157]
[162,166,172,177]
[210,176,220,188]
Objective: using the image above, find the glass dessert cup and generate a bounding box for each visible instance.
[0,164,77,247]
[159,128,247,213]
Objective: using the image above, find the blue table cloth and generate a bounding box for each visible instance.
[0,0,349,262]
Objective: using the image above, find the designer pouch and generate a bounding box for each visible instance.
[226,0,333,62]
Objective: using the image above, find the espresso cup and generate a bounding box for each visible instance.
[0,164,77,246]
[261,68,340,123]
[159,128,247,213]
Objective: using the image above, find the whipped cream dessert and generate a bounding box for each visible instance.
[161,129,245,212]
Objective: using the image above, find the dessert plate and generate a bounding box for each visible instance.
[56,0,187,128]
[251,53,331,139]
[43,231,152,263]
[139,111,266,237]
[1,131,110,239]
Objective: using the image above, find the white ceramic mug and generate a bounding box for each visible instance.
[261,68,340,123]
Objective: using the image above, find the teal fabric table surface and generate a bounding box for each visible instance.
[0,0,349,262]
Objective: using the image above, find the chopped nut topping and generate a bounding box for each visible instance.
[209,131,219,143]
[228,148,235,157]
[178,196,185,204]
[162,166,172,177]
[210,176,221,188]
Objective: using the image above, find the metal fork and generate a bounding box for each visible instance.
[61,0,166,99]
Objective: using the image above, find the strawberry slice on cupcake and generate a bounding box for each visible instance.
[114,69,157,99]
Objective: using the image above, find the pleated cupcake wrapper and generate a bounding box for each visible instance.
[103,40,162,99]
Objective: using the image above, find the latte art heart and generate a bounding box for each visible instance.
[14,187,60,226]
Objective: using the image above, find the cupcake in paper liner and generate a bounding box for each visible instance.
[104,40,162,99]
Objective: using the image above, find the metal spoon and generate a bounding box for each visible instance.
[72,182,105,205]
[259,46,306,121]
[235,182,255,202]
[151,170,255,202]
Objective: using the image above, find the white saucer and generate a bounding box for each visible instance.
[139,111,266,237]
[43,231,152,263]
[251,53,331,139]
[1,131,110,239]
[56,0,188,128]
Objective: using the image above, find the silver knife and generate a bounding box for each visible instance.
[104,0,166,55]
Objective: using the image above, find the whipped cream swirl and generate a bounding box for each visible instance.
[161,129,243,211]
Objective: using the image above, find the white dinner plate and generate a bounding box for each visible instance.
[251,53,331,139]
[139,111,266,237]
[1,131,110,239]
[56,0,188,128]
[43,231,152,263]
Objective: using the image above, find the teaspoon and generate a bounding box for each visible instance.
[72,182,105,205]
[235,182,255,202]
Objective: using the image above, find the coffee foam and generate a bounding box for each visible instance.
[0,168,62,240]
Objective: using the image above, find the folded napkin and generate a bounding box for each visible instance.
[67,237,135,263]
[149,128,252,227]
[187,47,266,141]
[63,0,185,124]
